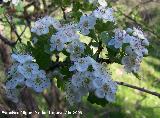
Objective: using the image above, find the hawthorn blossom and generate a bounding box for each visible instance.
[133,27,146,39]
[77,15,97,35]
[69,57,90,72]
[7,63,19,78]
[108,29,128,48]
[25,70,50,93]
[11,54,34,64]
[31,16,61,36]
[129,37,148,56]
[93,6,115,22]
[65,82,84,105]
[71,71,94,89]
[6,54,51,93]
[94,80,117,102]
[66,40,85,60]
[56,23,79,42]
[87,0,97,5]
[3,0,20,5]
[68,56,117,104]
[142,38,149,46]
[98,0,107,7]
[50,35,66,51]
[121,55,142,73]
[18,63,39,79]
[31,20,49,36]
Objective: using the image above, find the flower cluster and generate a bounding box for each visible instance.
[50,23,79,52]
[4,0,150,106]
[92,0,115,22]
[31,16,62,36]
[87,0,108,7]
[27,6,116,105]
[3,0,20,5]
[6,54,51,93]
[67,56,117,105]
[108,28,149,73]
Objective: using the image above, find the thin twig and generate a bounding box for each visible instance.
[4,15,22,42]
[96,41,103,61]
[116,81,160,98]
[61,6,67,20]
[0,34,16,46]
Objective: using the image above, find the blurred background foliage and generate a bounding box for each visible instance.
[0,0,160,118]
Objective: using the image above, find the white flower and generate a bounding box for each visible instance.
[121,55,142,73]
[31,16,62,36]
[133,27,146,39]
[87,0,97,4]
[108,29,127,48]
[77,15,97,35]
[31,20,49,36]
[17,63,39,79]
[6,53,50,93]
[25,70,51,93]
[65,82,84,105]
[66,40,85,60]
[7,63,19,78]
[12,0,20,5]
[50,18,62,30]
[92,77,105,89]
[3,0,9,2]
[126,28,133,34]
[71,72,94,90]
[11,54,34,64]
[129,37,147,56]
[56,23,79,42]
[70,57,90,72]
[93,6,115,22]
[142,38,149,46]
[98,0,107,7]
[50,35,65,51]
[3,0,20,5]
[94,79,117,102]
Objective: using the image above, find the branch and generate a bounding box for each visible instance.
[20,88,42,118]
[96,41,103,61]
[61,6,67,20]
[4,15,22,42]
[116,81,160,98]
[0,34,16,46]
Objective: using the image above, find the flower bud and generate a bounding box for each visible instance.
[142,38,149,46]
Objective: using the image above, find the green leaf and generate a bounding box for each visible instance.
[88,29,98,42]
[27,33,52,70]
[59,65,72,80]
[84,44,94,56]
[0,7,5,15]
[57,78,66,90]
[95,19,116,33]
[91,42,99,47]
[100,31,110,44]
[87,92,108,107]
[72,1,81,12]
[15,1,24,12]
[133,72,141,80]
